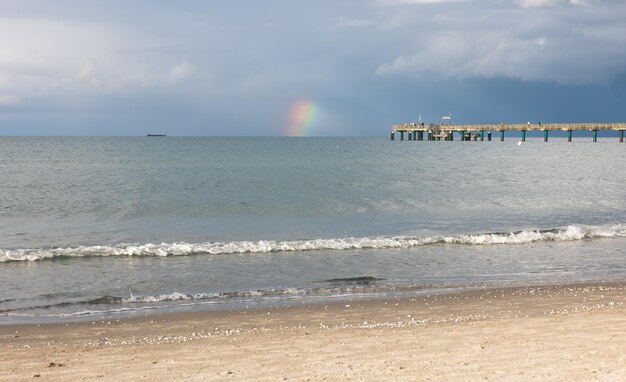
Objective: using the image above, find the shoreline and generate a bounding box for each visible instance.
[2,281,626,381]
[3,279,626,326]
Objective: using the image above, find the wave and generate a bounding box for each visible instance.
[0,282,440,314]
[1,224,625,263]
[320,276,385,284]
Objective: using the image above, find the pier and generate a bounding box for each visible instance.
[390,123,626,142]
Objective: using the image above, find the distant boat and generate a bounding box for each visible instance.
[147,134,166,137]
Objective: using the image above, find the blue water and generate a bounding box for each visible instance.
[1,137,625,322]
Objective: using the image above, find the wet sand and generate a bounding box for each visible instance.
[2,282,626,381]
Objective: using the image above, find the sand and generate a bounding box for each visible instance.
[1,283,626,381]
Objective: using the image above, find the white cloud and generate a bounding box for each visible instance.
[0,14,204,107]
[375,0,473,5]
[516,0,562,7]
[77,61,100,86]
[0,94,20,106]
[335,16,374,28]
[169,61,194,82]
[515,0,587,7]
[0,17,126,97]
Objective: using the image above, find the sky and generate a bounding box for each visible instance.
[1,0,625,136]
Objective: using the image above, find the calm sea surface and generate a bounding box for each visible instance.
[1,137,625,322]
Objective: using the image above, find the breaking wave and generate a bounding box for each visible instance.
[2,224,625,263]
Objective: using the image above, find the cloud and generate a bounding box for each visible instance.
[375,0,473,5]
[0,94,20,106]
[1,1,625,134]
[0,17,126,97]
[169,61,194,82]
[515,0,561,7]
[376,1,626,85]
[377,31,552,80]
[0,13,204,108]
[515,0,590,8]
[335,16,374,28]
[77,61,100,86]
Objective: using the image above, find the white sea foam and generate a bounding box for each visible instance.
[100,286,399,307]
[123,292,215,303]
[120,289,308,304]
[1,224,624,263]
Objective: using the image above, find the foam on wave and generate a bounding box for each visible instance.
[1,284,395,314]
[2,224,624,263]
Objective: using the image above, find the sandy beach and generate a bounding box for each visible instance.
[1,282,625,381]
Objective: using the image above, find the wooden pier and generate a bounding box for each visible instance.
[390,123,626,142]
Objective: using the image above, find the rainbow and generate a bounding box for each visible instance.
[284,100,320,136]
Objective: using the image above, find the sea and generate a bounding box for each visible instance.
[1,136,625,323]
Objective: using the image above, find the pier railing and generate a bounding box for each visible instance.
[392,123,626,132]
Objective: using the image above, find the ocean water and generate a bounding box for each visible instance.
[1,136,625,323]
